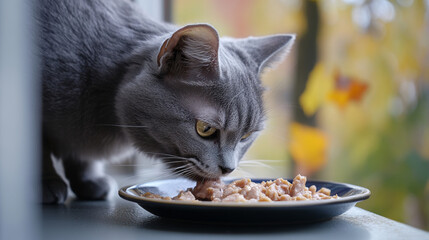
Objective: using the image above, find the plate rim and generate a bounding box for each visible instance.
[118,178,371,208]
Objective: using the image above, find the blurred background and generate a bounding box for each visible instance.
[171,0,429,231]
[1,1,428,239]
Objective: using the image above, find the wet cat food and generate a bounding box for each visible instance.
[142,174,338,202]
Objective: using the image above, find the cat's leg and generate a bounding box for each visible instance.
[41,142,68,204]
[63,159,112,200]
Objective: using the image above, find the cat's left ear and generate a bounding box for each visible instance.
[244,34,295,74]
[157,24,219,76]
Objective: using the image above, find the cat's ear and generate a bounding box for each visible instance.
[157,24,219,76]
[244,34,295,74]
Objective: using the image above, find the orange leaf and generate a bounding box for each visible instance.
[327,73,369,108]
[288,122,328,175]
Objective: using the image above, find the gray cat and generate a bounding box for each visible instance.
[37,0,294,204]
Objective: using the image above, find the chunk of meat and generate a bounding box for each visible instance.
[172,191,196,201]
[191,179,224,200]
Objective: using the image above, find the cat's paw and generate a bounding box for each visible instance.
[70,176,113,200]
[42,177,68,204]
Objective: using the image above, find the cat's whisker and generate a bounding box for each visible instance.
[158,158,188,163]
[143,152,178,157]
[171,171,192,179]
[109,160,187,168]
[173,169,191,177]
[120,167,188,184]
[161,157,190,162]
[164,163,192,174]
[172,165,193,174]
[240,161,273,166]
[110,164,151,167]
[240,160,278,169]
[168,164,189,172]
[162,156,190,161]
[172,164,199,178]
[181,168,198,178]
[115,161,195,183]
[244,159,282,163]
[234,167,255,178]
[134,159,187,165]
[143,152,191,160]
[240,163,274,170]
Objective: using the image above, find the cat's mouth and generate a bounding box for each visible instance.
[187,160,221,181]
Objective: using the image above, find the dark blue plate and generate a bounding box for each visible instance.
[118,178,370,224]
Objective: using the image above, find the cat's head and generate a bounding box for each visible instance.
[116,24,294,180]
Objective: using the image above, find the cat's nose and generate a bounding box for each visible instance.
[219,166,235,174]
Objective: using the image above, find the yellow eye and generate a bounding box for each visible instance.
[196,120,217,137]
[241,132,252,140]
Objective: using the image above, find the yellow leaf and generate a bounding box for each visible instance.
[300,63,334,116]
[327,91,349,108]
[289,122,328,175]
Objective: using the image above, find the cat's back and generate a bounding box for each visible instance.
[38,0,151,73]
[38,0,170,111]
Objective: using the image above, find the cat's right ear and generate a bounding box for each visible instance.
[157,24,220,76]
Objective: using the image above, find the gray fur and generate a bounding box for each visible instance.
[37,0,294,203]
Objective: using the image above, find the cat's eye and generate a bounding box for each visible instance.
[196,120,217,138]
[241,132,252,141]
